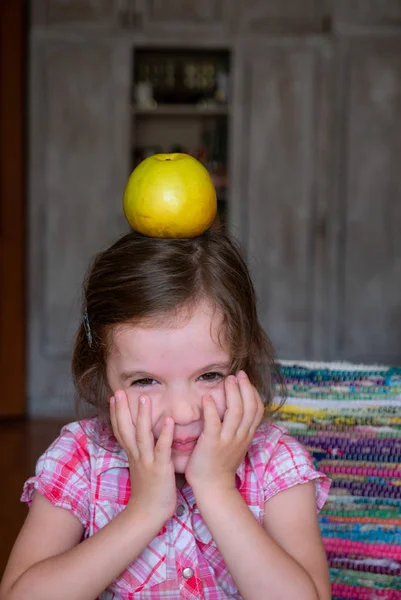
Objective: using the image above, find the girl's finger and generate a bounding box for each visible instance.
[110,396,123,447]
[154,417,174,464]
[114,390,138,457]
[127,394,139,426]
[203,394,222,438]
[135,395,155,459]
[250,393,265,434]
[221,375,244,439]
[236,371,259,436]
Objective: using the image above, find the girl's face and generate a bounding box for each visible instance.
[106,301,231,475]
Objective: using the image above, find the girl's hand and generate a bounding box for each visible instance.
[185,371,264,493]
[110,390,177,525]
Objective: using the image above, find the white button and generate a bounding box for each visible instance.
[176,504,185,517]
[182,567,194,579]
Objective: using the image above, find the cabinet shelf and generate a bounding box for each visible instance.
[133,104,230,117]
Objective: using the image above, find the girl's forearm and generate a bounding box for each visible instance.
[3,507,163,600]
[193,487,319,600]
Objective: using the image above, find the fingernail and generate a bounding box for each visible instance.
[139,396,146,405]
[227,375,237,384]
[115,391,123,402]
[110,396,115,406]
[238,370,247,379]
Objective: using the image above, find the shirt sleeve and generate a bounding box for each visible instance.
[263,432,330,512]
[21,424,91,528]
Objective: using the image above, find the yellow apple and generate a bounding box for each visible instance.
[123,153,217,238]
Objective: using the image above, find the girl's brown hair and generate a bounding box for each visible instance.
[72,229,283,423]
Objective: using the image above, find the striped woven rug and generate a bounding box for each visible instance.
[273,361,401,600]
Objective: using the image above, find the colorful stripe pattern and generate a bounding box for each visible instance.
[273,363,401,600]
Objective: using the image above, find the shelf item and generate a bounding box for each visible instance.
[134,49,230,106]
[132,48,231,229]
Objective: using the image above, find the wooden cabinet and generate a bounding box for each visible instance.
[337,39,401,364]
[230,39,336,360]
[27,1,401,416]
[28,37,131,415]
[232,36,401,364]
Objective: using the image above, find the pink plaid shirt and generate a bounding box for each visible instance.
[22,419,330,599]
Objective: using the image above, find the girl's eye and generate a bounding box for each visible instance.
[198,372,223,382]
[132,378,158,387]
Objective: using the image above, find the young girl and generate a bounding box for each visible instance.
[1,229,331,600]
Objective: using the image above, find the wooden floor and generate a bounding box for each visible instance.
[0,419,67,578]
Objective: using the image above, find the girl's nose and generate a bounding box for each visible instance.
[167,389,201,426]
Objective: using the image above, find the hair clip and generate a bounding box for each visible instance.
[83,310,93,348]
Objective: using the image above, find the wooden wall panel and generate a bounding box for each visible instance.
[28,39,131,416]
[339,41,401,364]
[234,42,331,360]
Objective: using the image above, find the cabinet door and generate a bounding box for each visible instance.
[28,38,131,417]
[230,40,335,360]
[336,40,401,365]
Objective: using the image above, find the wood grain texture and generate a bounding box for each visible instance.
[28,38,131,416]
[135,0,230,35]
[234,41,329,360]
[31,0,115,26]
[237,0,329,34]
[147,0,224,23]
[334,0,401,28]
[338,40,401,364]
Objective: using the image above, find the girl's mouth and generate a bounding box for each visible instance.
[172,438,198,452]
